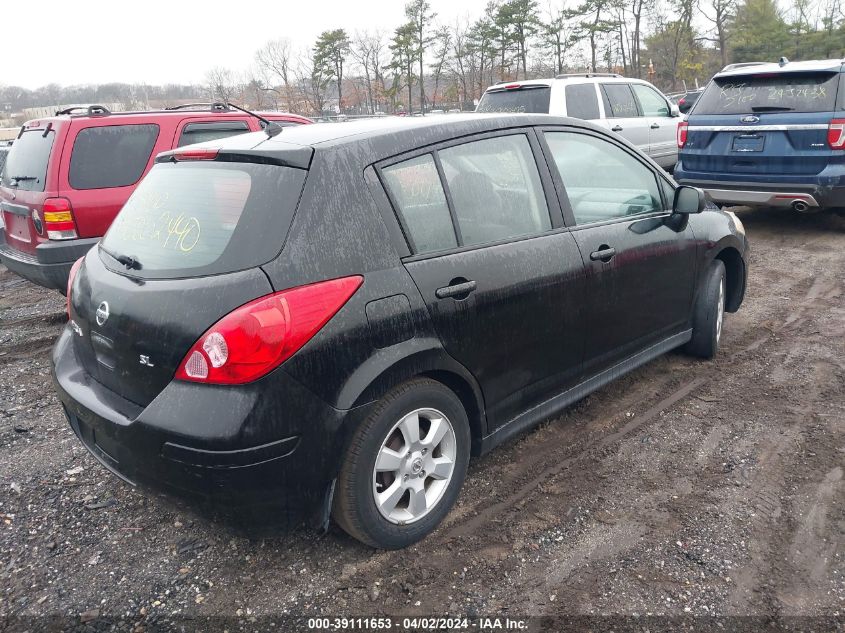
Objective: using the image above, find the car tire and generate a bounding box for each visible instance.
[332,378,470,549]
[684,260,726,359]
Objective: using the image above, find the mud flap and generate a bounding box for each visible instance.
[311,479,336,533]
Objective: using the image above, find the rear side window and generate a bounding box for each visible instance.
[177,121,250,147]
[631,84,670,116]
[601,84,640,118]
[69,124,159,190]
[695,73,839,114]
[439,135,551,247]
[382,154,457,254]
[477,86,551,113]
[565,84,600,120]
[100,162,306,279]
[1,129,55,192]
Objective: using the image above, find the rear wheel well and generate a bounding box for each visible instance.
[421,370,485,454]
[714,247,744,313]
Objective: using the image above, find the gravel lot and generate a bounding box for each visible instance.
[1,207,843,632]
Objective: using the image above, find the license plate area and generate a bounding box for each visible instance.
[5,213,32,242]
[732,134,765,152]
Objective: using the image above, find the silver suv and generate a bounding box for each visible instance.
[477,73,681,171]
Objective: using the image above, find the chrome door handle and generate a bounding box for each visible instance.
[650,123,660,129]
[611,125,623,132]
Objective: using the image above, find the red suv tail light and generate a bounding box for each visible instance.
[43,198,79,240]
[677,121,689,148]
[828,119,845,149]
[175,275,364,385]
[66,256,83,317]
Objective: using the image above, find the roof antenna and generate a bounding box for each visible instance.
[226,102,283,138]
[778,56,789,67]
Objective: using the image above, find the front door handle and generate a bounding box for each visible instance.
[650,122,660,129]
[435,279,477,300]
[611,125,623,132]
[590,245,617,263]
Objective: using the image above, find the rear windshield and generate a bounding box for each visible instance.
[1,129,55,192]
[69,124,159,190]
[477,86,551,113]
[694,72,840,114]
[99,161,307,279]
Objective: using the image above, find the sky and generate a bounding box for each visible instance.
[4,0,493,89]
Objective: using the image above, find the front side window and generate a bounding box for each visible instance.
[382,154,457,254]
[69,124,159,190]
[601,84,640,118]
[177,121,250,147]
[545,131,662,224]
[632,84,671,117]
[565,84,600,120]
[439,135,551,247]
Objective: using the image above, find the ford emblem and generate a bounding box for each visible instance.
[741,115,760,123]
[95,301,110,326]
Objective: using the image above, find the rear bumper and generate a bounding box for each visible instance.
[703,188,820,209]
[51,327,372,522]
[0,232,99,292]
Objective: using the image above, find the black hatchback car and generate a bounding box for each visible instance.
[53,114,748,549]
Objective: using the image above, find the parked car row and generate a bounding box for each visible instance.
[51,113,748,549]
[0,103,311,291]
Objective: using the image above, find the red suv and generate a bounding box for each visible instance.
[0,103,311,292]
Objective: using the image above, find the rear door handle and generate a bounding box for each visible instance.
[650,122,660,129]
[435,279,477,300]
[590,246,617,262]
[611,125,623,132]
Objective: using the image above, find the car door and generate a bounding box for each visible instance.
[540,127,697,376]
[600,83,649,155]
[378,131,587,431]
[631,83,679,170]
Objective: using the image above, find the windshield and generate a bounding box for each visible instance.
[477,86,551,113]
[100,161,307,279]
[1,129,55,192]
[694,72,840,114]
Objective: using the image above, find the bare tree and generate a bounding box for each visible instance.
[351,30,387,114]
[204,67,241,102]
[255,38,296,111]
[699,0,736,67]
[429,26,452,109]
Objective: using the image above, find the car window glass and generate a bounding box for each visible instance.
[1,130,55,192]
[476,86,551,113]
[438,134,551,247]
[177,121,250,147]
[69,124,159,190]
[382,154,457,254]
[545,131,662,224]
[601,84,640,118]
[565,84,600,119]
[659,177,675,210]
[632,84,670,117]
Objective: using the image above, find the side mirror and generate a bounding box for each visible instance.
[673,185,706,214]
[670,103,681,117]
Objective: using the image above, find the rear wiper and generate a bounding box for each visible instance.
[225,102,283,139]
[99,244,142,270]
[9,175,37,184]
[750,105,794,112]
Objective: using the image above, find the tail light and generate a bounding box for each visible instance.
[175,275,363,385]
[66,256,83,316]
[828,119,845,149]
[172,148,219,161]
[43,198,79,240]
[677,121,689,148]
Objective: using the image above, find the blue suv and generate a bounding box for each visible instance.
[675,58,845,213]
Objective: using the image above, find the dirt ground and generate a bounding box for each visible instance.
[0,207,843,632]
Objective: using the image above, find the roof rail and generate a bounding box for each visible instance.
[555,72,622,79]
[720,61,768,72]
[55,104,112,116]
[164,102,230,112]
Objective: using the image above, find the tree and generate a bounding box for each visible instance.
[728,0,790,62]
[405,0,436,113]
[498,0,540,78]
[573,0,620,73]
[351,31,387,114]
[314,29,351,113]
[540,5,571,75]
[429,27,452,109]
[388,23,417,112]
[204,67,241,102]
[255,38,296,111]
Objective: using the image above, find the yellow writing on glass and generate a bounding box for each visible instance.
[113,208,202,253]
